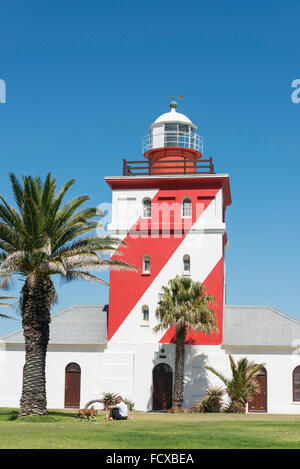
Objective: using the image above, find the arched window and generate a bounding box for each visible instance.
[293,366,300,401]
[183,254,191,275]
[182,198,192,218]
[141,305,149,325]
[143,255,150,273]
[142,198,152,218]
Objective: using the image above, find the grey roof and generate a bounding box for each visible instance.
[223,305,300,347]
[1,305,108,345]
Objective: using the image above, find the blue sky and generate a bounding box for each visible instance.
[0,0,300,336]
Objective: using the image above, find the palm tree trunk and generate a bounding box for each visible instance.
[173,326,186,408]
[19,276,54,417]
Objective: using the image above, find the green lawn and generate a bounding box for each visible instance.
[0,408,300,449]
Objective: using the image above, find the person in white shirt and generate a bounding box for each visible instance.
[105,396,129,420]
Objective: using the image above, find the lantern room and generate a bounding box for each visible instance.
[142,100,203,154]
[123,100,214,176]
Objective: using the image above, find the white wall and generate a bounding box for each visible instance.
[0,345,24,408]
[1,342,300,414]
[224,347,300,414]
[0,344,106,409]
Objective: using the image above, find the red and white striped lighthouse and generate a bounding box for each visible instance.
[104,101,231,409]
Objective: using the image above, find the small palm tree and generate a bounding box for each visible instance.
[0,173,136,417]
[101,392,118,408]
[205,354,265,412]
[194,385,224,413]
[154,275,217,409]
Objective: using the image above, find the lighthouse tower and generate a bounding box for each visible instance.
[104,101,231,410]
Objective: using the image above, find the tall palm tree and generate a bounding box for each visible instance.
[205,354,265,412]
[154,275,217,409]
[0,173,136,417]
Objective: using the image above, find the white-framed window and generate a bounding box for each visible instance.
[142,198,152,218]
[164,123,194,148]
[182,197,192,218]
[141,305,150,326]
[143,255,150,273]
[183,254,191,275]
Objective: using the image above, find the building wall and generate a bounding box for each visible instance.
[96,343,300,414]
[1,341,300,414]
[108,183,227,345]
[0,344,105,409]
[224,347,300,414]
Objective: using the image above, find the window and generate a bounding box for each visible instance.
[178,124,190,147]
[165,123,178,147]
[142,198,152,218]
[183,254,191,275]
[179,124,189,133]
[143,255,150,273]
[164,124,197,149]
[141,305,149,326]
[182,198,192,218]
[293,366,300,401]
[165,123,178,131]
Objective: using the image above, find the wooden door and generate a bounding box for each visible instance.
[248,367,267,412]
[152,363,173,410]
[64,363,81,408]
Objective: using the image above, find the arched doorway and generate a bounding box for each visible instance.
[248,367,267,412]
[64,363,81,408]
[152,363,173,410]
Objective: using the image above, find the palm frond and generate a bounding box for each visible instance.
[0,312,18,320]
[63,270,110,286]
[154,275,217,336]
[205,365,230,387]
[0,173,137,293]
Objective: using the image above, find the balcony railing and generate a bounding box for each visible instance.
[123,157,215,176]
[142,131,204,153]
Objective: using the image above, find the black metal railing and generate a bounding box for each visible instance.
[123,158,215,176]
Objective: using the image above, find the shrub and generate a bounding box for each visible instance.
[101,392,117,408]
[225,400,246,413]
[123,398,135,411]
[205,355,264,413]
[192,386,224,413]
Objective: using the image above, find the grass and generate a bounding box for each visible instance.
[0,408,300,449]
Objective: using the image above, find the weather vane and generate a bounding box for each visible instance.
[168,95,184,101]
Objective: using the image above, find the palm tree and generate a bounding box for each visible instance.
[154,275,217,409]
[0,173,136,417]
[205,354,265,412]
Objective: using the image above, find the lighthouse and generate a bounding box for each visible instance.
[105,101,231,410]
[2,102,300,414]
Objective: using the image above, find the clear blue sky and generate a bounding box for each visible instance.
[0,0,300,336]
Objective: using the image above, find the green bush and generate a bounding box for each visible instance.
[193,386,224,413]
[123,398,135,411]
[101,392,118,408]
[225,400,246,413]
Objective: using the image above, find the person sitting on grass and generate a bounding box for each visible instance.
[105,395,129,420]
